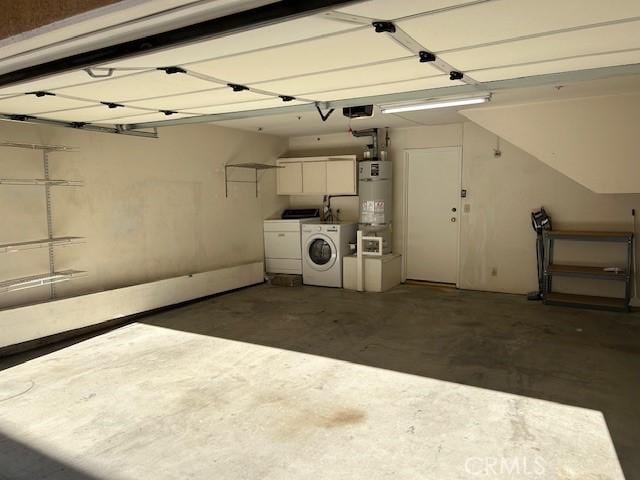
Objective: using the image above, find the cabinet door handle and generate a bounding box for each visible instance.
[278,233,285,237]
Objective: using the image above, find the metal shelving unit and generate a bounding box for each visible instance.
[1,141,86,299]
[543,230,634,312]
[224,163,282,198]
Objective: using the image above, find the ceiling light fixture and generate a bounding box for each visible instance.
[380,95,490,114]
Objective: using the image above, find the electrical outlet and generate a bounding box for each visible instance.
[464,204,471,213]
[491,267,498,277]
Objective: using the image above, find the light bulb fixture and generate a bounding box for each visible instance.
[380,95,490,114]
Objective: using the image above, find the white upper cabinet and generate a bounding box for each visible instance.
[326,158,357,195]
[277,155,356,196]
[276,160,303,194]
[302,161,327,194]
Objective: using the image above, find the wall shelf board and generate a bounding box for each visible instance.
[226,163,282,170]
[0,237,85,254]
[545,230,633,242]
[544,292,627,311]
[545,264,627,280]
[0,141,77,152]
[0,178,84,186]
[0,270,87,294]
[224,163,282,198]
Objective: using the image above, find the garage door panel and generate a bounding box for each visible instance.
[97,112,197,125]
[256,58,441,95]
[0,69,142,96]
[38,106,150,122]
[101,17,358,69]
[186,98,309,115]
[471,50,640,82]
[441,21,640,71]
[187,29,409,84]
[52,70,218,102]
[0,95,97,115]
[127,88,268,110]
[308,76,460,101]
[398,0,640,52]
[335,0,474,20]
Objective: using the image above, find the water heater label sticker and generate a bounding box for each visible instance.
[362,200,385,212]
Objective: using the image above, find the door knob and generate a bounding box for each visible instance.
[450,217,456,222]
[452,207,457,212]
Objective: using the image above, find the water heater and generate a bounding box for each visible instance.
[359,160,393,227]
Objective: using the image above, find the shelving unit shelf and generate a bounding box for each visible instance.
[543,230,634,312]
[1,140,85,300]
[224,163,282,198]
[0,236,84,254]
[0,141,77,152]
[0,178,83,186]
[0,270,87,294]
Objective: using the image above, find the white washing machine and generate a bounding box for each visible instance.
[301,221,357,287]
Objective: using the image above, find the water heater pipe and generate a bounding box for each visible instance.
[351,128,378,159]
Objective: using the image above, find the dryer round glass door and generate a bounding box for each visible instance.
[305,234,337,271]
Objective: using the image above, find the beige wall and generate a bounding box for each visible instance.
[461,93,640,193]
[460,122,639,299]
[286,122,640,301]
[0,121,288,309]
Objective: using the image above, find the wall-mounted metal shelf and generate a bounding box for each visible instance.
[1,140,85,302]
[0,141,77,152]
[0,270,87,294]
[0,237,85,254]
[224,163,282,198]
[0,178,83,186]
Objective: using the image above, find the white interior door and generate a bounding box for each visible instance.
[405,147,462,284]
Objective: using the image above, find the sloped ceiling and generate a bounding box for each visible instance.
[0,0,639,128]
[460,93,640,193]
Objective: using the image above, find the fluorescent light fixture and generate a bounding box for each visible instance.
[381,95,490,114]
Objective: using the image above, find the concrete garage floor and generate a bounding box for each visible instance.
[0,284,638,479]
